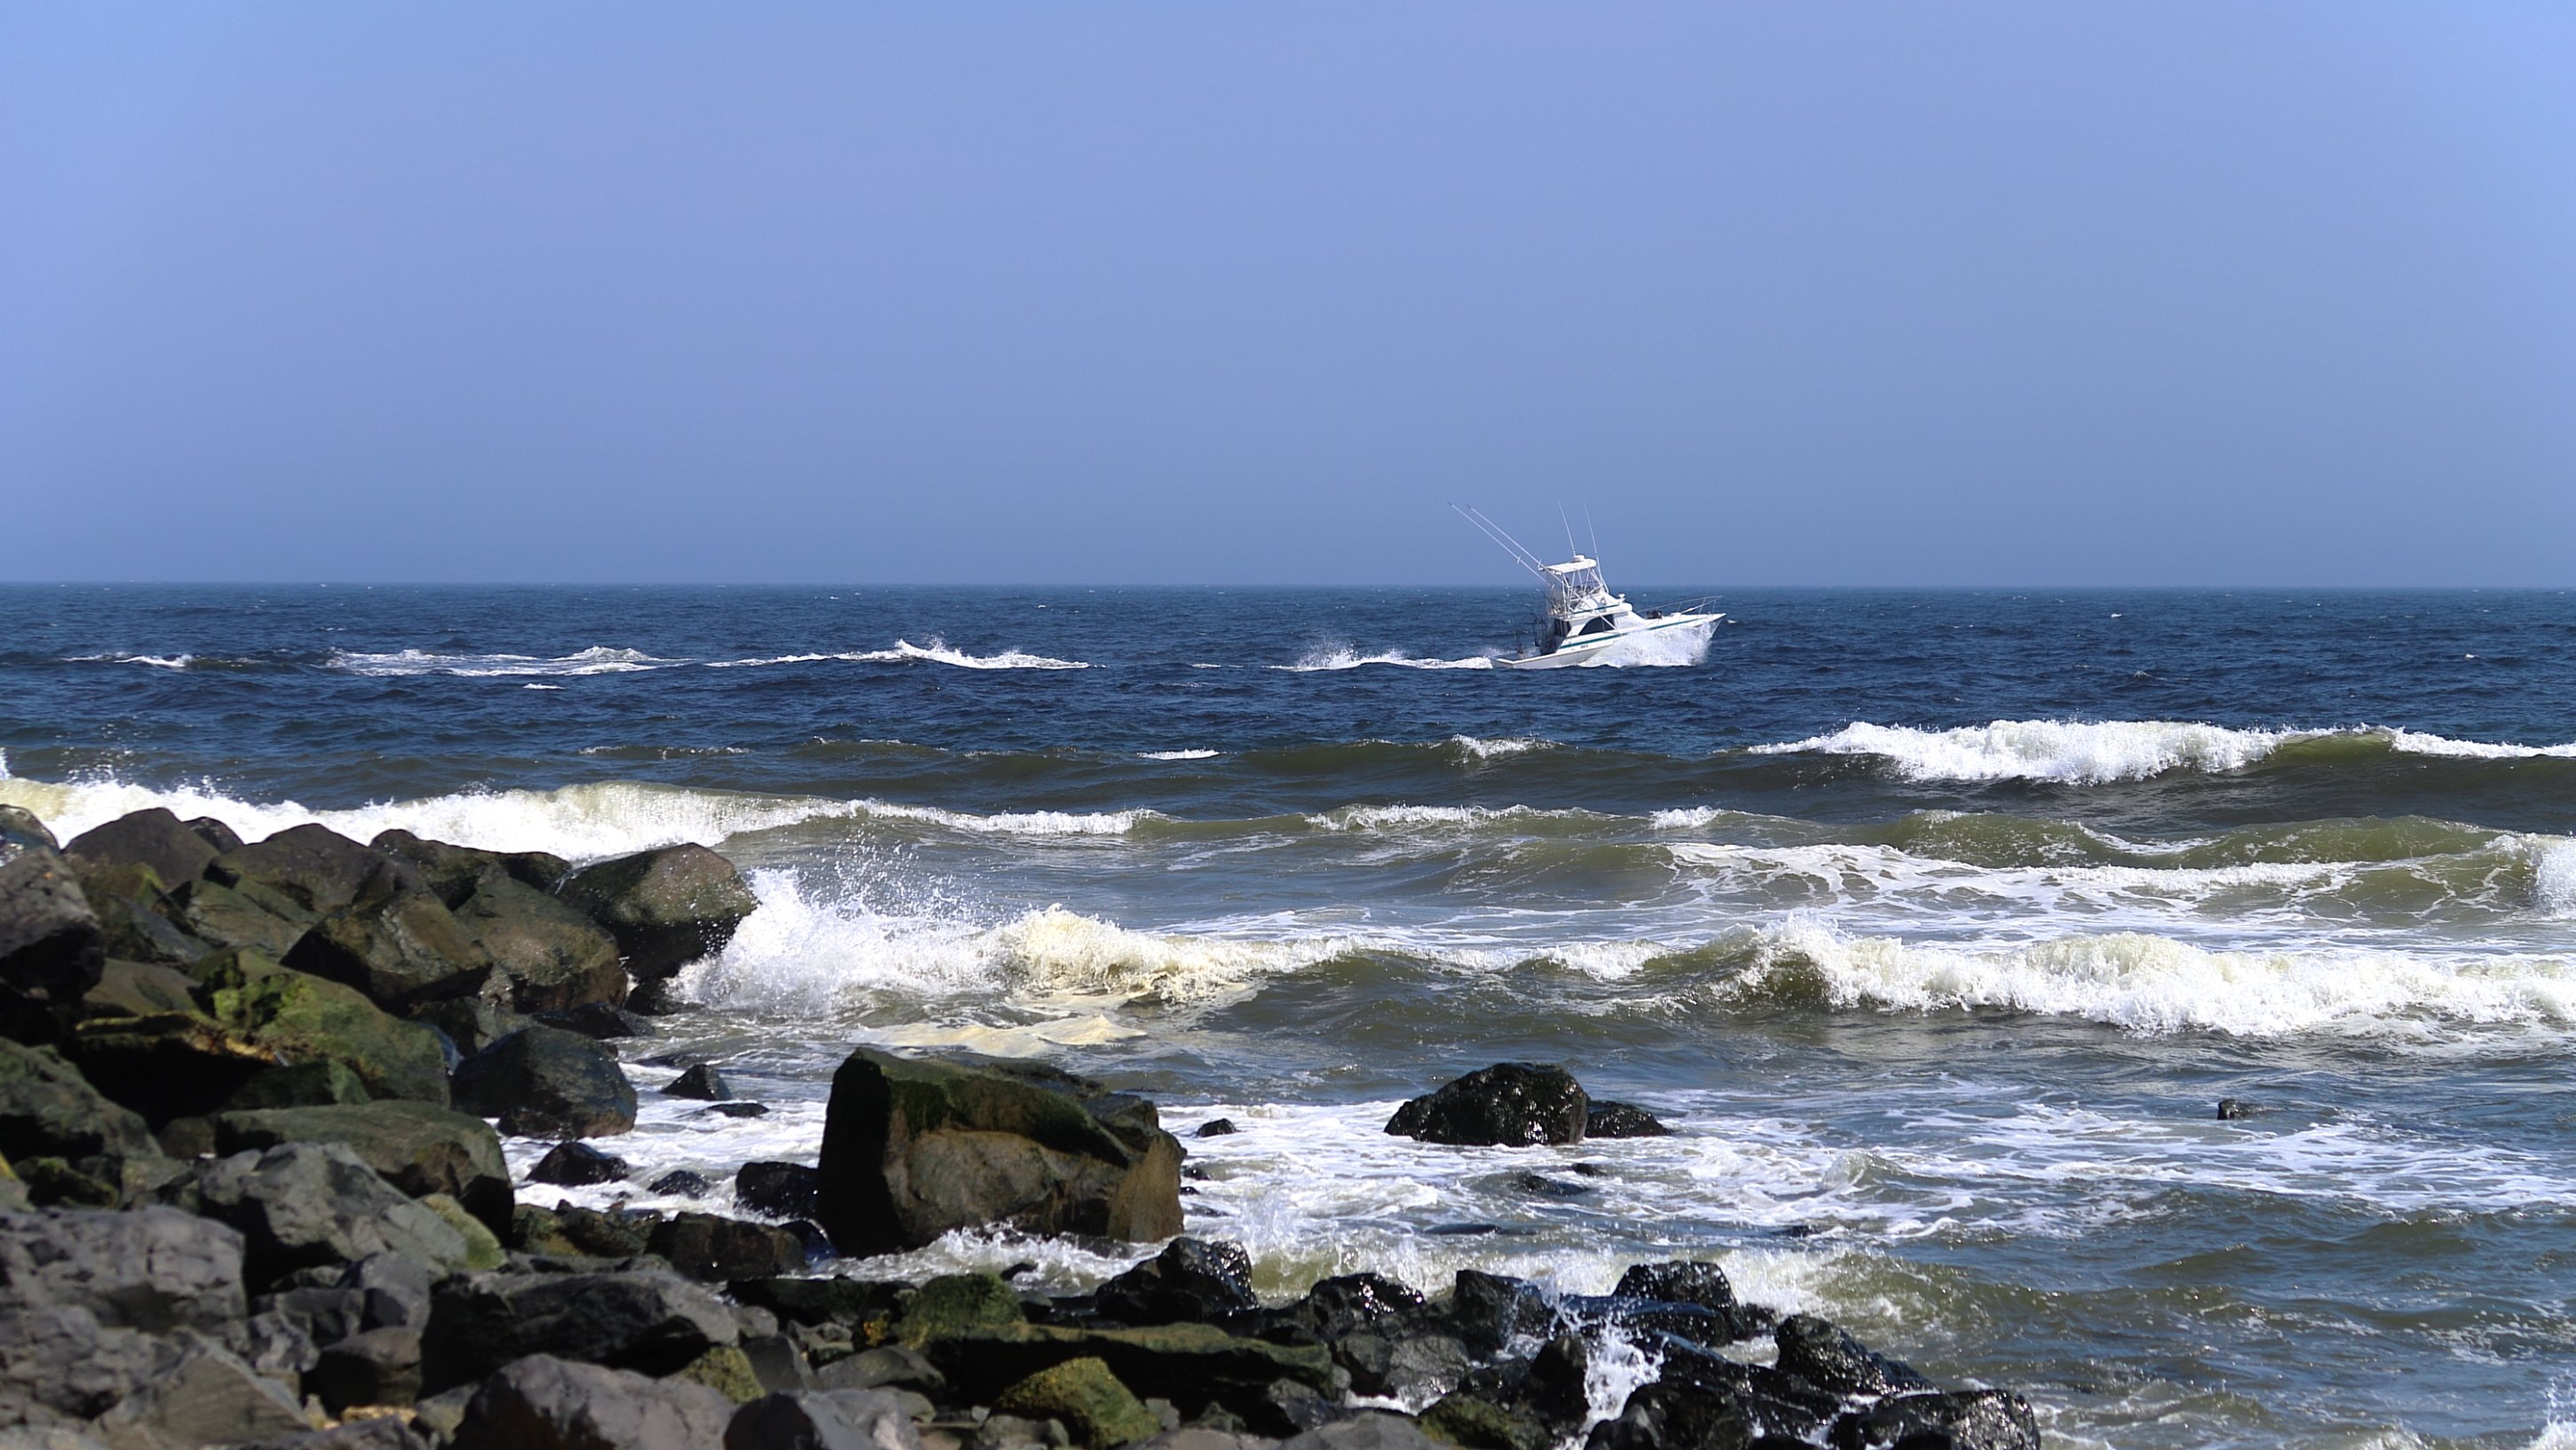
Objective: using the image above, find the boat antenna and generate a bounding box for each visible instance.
[1450,504,1551,581]
[1584,505,1600,565]
[1558,502,1578,560]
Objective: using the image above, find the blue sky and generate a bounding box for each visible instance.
[4,4,2572,585]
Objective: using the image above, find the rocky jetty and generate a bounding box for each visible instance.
[0,803,2039,1449]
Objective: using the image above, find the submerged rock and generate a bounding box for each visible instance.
[666,1063,730,1100]
[530,1140,629,1187]
[815,1048,1181,1255]
[1385,1064,1586,1148]
[1583,1100,1671,1138]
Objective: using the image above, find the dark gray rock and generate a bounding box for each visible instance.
[0,1206,265,1429]
[0,810,104,1016]
[0,1038,160,1168]
[1448,1271,1553,1357]
[816,1047,1181,1256]
[168,876,314,961]
[555,845,759,984]
[1096,1237,1259,1325]
[77,864,213,969]
[409,997,535,1058]
[452,877,626,1014]
[80,958,203,1018]
[649,1168,713,1198]
[734,1160,819,1220]
[87,1333,314,1446]
[309,1325,425,1411]
[1335,1329,1470,1401]
[285,880,494,1011]
[188,1142,474,1287]
[215,1100,513,1237]
[724,1277,909,1329]
[187,817,246,855]
[666,1063,730,1100]
[808,1344,942,1394]
[65,809,219,892]
[2217,1097,2256,1120]
[1774,1313,1928,1397]
[1614,1261,1736,1311]
[726,1389,926,1450]
[531,1140,629,1187]
[421,1269,737,1391]
[1586,1383,1758,1450]
[1827,1390,2040,1450]
[230,1419,434,1449]
[1275,1273,1422,1344]
[211,825,410,918]
[223,1059,375,1111]
[451,1027,639,1140]
[1584,1101,1671,1138]
[1278,1413,1437,1450]
[645,1211,807,1282]
[451,1353,735,1450]
[1384,1064,1586,1148]
[1195,1119,1239,1138]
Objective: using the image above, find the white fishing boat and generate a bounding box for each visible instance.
[1455,506,1723,669]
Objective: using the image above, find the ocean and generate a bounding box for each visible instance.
[4,583,2572,1448]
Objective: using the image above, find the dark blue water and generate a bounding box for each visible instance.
[6,585,2574,1448]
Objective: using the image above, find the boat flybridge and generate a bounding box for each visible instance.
[1454,506,1723,669]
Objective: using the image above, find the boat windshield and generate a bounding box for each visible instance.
[1543,559,1610,609]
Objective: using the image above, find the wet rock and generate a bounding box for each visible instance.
[369,831,571,908]
[646,1211,807,1281]
[0,808,105,1020]
[1273,1273,1423,1343]
[215,1100,513,1235]
[1650,1341,1843,1441]
[1506,1171,1590,1199]
[1446,1271,1553,1357]
[189,1141,475,1287]
[817,1048,1182,1256]
[65,809,219,893]
[1583,1101,1670,1138]
[408,998,534,1058]
[168,877,314,962]
[704,1101,767,1119]
[1384,1064,1586,1148]
[285,879,494,1011]
[78,865,212,970]
[223,1059,374,1111]
[1278,1413,1438,1450]
[1826,1389,2040,1450]
[667,1063,730,1100]
[649,1168,714,1198]
[450,1026,639,1140]
[735,1160,819,1219]
[450,1353,735,1450]
[1095,1238,1258,1326]
[308,1325,425,1411]
[1585,1383,1758,1450]
[918,1321,1336,1425]
[422,1269,737,1391]
[88,1334,314,1447]
[727,1277,910,1330]
[1421,1394,1548,1450]
[1194,1119,1239,1138]
[453,877,627,1013]
[532,1001,654,1040]
[210,825,409,917]
[1773,1314,1928,1397]
[1333,1330,1469,1401]
[0,1037,160,1169]
[727,1389,926,1450]
[2216,1097,2256,1120]
[998,1356,1162,1447]
[531,1141,629,1187]
[556,845,759,985]
[187,817,246,856]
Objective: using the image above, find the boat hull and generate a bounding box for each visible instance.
[1499,612,1721,669]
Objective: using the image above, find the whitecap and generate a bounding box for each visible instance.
[1139,749,1221,761]
[328,645,671,677]
[1276,645,1496,672]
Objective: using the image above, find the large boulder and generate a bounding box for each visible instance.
[80,960,202,1019]
[0,807,105,1023]
[1826,1390,2039,1450]
[369,831,570,908]
[450,1028,638,1140]
[0,1038,159,1169]
[643,1213,808,1283]
[0,1207,250,1427]
[1385,1064,1586,1148]
[815,1048,1181,1256]
[450,877,625,1013]
[727,1390,925,1450]
[73,954,449,1123]
[214,1101,513,1236]
[64,809,219,894]
[209,825,408,919]
[451,1354,735,1450]
[285,882,493,1011]
[77,864,211,969]
[167,877,314,962]
[421,1270,738,1391]
[555,846,758,985]
[188,1142,475,1287]
[85,1334,313,1447]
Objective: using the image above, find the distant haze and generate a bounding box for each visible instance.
[4,4,2572,586]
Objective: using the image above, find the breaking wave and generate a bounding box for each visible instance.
[1278,645,1496,672]
[1760,720,2576,784]
[329,646,672,677]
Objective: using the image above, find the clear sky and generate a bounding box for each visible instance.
[4,4,2572,586]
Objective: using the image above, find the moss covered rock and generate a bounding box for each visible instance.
[200,952,452,1105]
[996,1357,1161,1447]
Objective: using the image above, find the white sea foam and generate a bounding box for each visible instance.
[861,801,1151,836]
[329,645,672,677]
[1139,749,1221,761]
[1758,719,2576,784]
[1305,803,1592,832]
[1278,645,1496,672]
[849,638,1089,670]
[1446,735,1555,761]
[1759,720,2294,783]
[68,652,194,669]
[1724,919,2576,1035]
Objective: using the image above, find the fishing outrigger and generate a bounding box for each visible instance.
[1454,505,1723,669]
